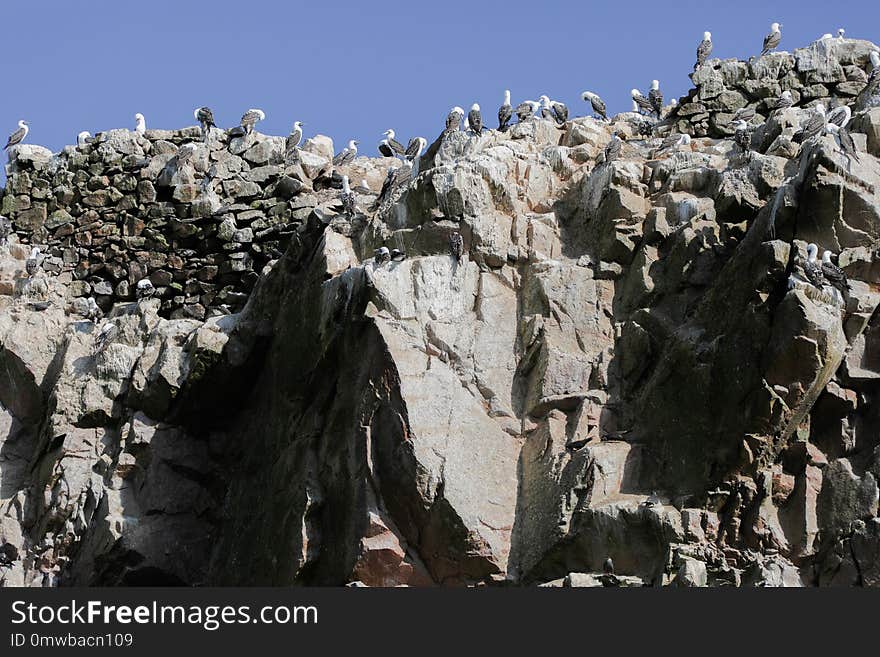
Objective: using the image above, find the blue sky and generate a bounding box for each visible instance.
[0,0,874,166]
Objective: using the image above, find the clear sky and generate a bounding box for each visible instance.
[0,0,875,170]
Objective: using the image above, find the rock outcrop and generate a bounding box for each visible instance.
[2,36,880,587]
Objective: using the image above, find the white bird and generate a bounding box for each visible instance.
[761,22,782,57]
[445,106,465,133]
[378,129,405,157]
[76,131,92,147]
[136,278,156,300]
[4,120,29,150]
[373,246,390,265]
[286,121,304,159]
[820,33,834,40]
[134,113,146,135]
[240,108,265,134]
[631,88,655,115]
[339,175,356,216]
[333,139,359,166]
[25,247,41,277]
[837,28,846,40]
[826,105,852,129]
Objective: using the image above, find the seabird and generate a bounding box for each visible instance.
[445,107,465,134]
[648,80,664,117]
[581,91,607,121]
[643,491,661,508]
[76,131,93,147]
[390,248,406,262]
[286,121,304,159]
[404,137,427,162]
[371,166,412,212]
[467,103,483,135]
[333,139,359,166]
[25,247,41,277]
[449,231,463,260]
[4,120,29,150]
[827,123,859,163]
[136,277,156,300]
[339,175,356,216]
[538,95,555,121]
[194,106,215,139]
[540,95,568,124]
[803,243,826,288]
[94,321,119,353]
[631,89,655,115]
[603,557,615,575]
[373,246,391,265]
[240,108,265,134]
[498,90,513,131]
[838,28,845,40]
[134,113,146,135]
[354,179,373,195]
[761,22,782,57]
[870,51,880,82]
[85,297,103,322]
[733,119,752,157]
[379,129,405,157]
[793,104,827,143]
[819,33,833,41]
[772,90,794,110]
[604,132,623,164]
[517,100,541,122]
[695,31,713,68]
[826,104,852,129]
[0,215,11,245]
[822,250,849,295]
[658,133,691,153]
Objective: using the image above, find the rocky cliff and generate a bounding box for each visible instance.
[2,37,880,587]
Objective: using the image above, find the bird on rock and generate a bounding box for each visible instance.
[378,129,405,157]
[822,250,849,297]
[515,100,540,122]
[498,90,513,131]
[761,22,782,57]
[25,247,41,277]
[468,103,483,135]
[604,132,623,164]
[194,106,216,140]
[390,248,406,262]
[134,113,146,135]
[772,90,794,110]
[793,104,827,143]
[695,31,713,69]
[449,232,463,260]
[827,123,859,164]
[374,246,390,265]
[339,175,356,216]
[136,278,156,300]
[648,80,664,117]
[631,88,655,115]
[333,139,359,166]
[445,107,465,134]
[5,120,29,150]
[240,108,265,134]
[581,91,607,121]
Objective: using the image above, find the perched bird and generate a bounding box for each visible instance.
[94,321,119,353]
[802,243,826,288]
[333,139,359,166]
[371,166,412,212]
[761,22,782,57]
[604,132,623,164]
[603,557,615,575]
[286,121,304,158]
[194,106,215,139]
[498,89,513,131]
[0,215,11,245]
[445,106,465,134]
[695,31,713,68]
[643,491,661,508]
[826,104,852,129]
[631,88,655,115]
[827,123,859,163]
[449,232,463,260]
[240,108,266,134]
[838,28,846,40]
[793,104,827,143]
[373,246,391,265]
[85,297,103,322]
[822,250,849,295]
[468,103,483,135]
[648,80,664,117]
[25,247,41,277]
[658,133,691,154]
[136,278,156,300]
[819,33,834,41]
[772,90,794,110]
[354,179,373,195]
[390,248,406,262]
[539,95,555,121]
[378,129,405,157]
[404,137,427,163]
[134,113,146,135]
[339,175,356,216]
[515,100,540,122]
[581,91,607,121]
[76,131,93,147]
[733,119,752,157]
[5,120,29,150]
[539,95,568,124]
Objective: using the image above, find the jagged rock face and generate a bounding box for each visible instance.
[2,40,880,587]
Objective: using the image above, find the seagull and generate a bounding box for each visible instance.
[339,175,356,216]
[539,95,555,121]
[76,131,93,147]
[539,95,568,124]
[837,28,846,40]
[603,557,615,575]
[793,104,827,143]
[581,91,607,120]
[604,132,623,164]
[449,232,463,260]
[648,80,664,116]
[4,120,29,150]
[25,247,41,277]
[733,119,752,158]
[134,113,146,135]
[333,139,359,166]
[354,179,373,195]
[772,90,794,110]
[445,107,465,134]
[94,321,119,354]
[85,297,103,322]
[468,103,483,134]
[240,108,265,134]
[802,243,826,288]
[498,90,513,131]
[285,121,304,160]
[136,278,156,300]
[390,248,406,262]
[373,246,390,265]
[826,104,852,129]
[194,106,215,139]
[827,123,859,163]
[822,250,849,295]
[378,129,405,157]
[515,100,540,122]
[631,89,655,115]
[761,22,782,57]
[404,137,427,163]
[695,31,713,68]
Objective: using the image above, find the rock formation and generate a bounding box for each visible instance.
[2,36,880,587]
